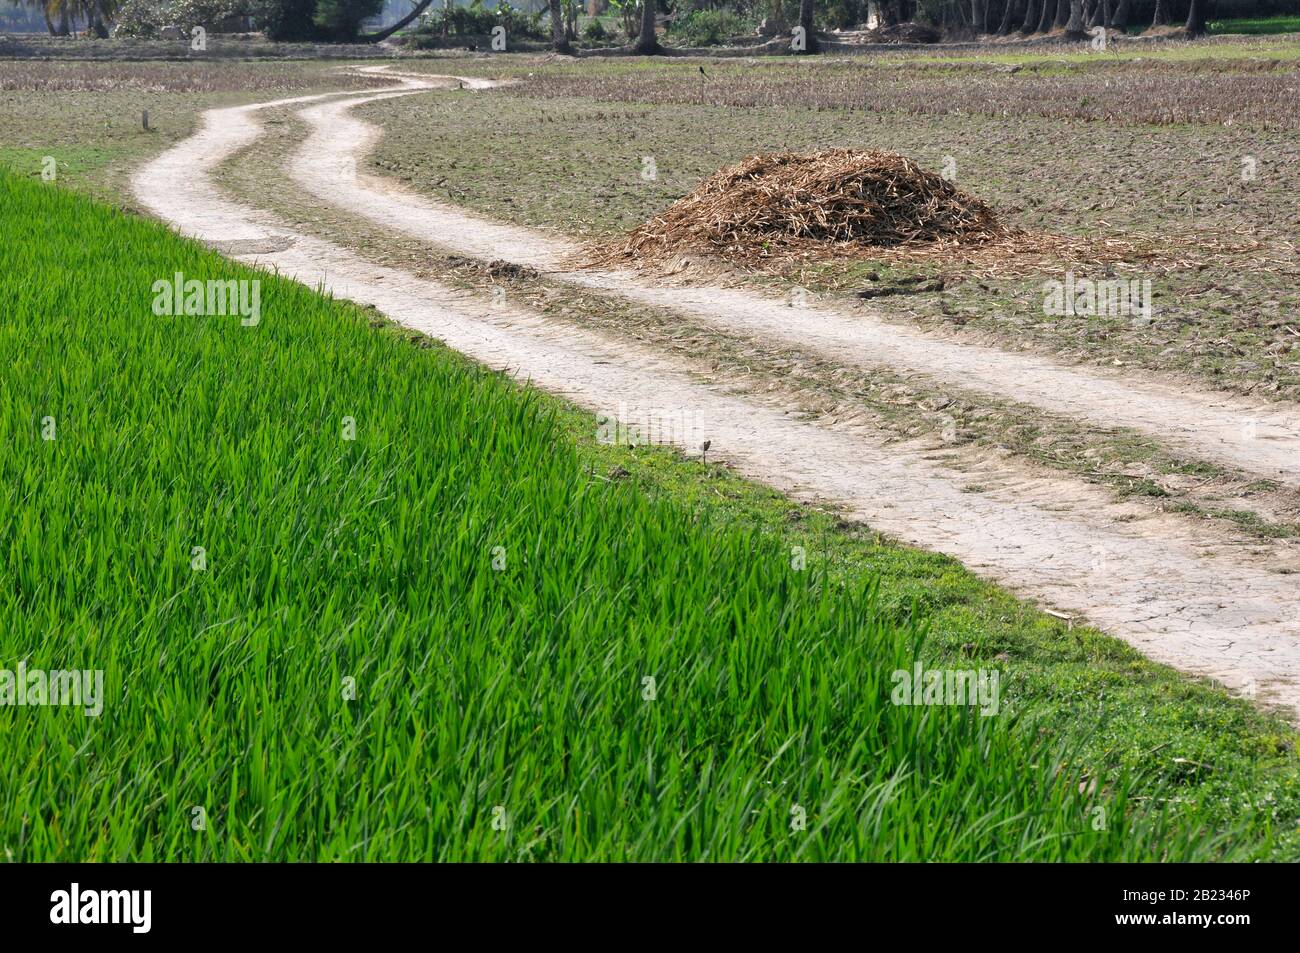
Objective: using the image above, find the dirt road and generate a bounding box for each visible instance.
[297,68,1300,491]
[132,69,1300,718]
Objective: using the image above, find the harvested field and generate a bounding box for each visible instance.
[511,56,1300,130]
[0,33,400,61]
[364,61,1300,402]
[0,60,394,93]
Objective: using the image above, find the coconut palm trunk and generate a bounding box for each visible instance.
[78,0,107,37]
[998,0,1018,34]
[634,0,659,53]
[549,0,572,52]
[1034,0,1055,30]
[797,0,817,52]
[1184,0,1206,35]
[1019,0,1037,32]
[1150,0,1168,25]
[1053,0,1069,28]
[1064,0,1085,37]
[1036,0,1053,31]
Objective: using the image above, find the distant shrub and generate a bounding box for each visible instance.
[414,0,545,41]
[113,0,251,37]
[313,0,381,40]
[112,0,165,36]
[667,8,745,47]
[250,0,321,40]
[424,1,499,35]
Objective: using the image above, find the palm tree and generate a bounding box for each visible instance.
[1063,0,1086,38]
[1150,0,1168,26]
[27,0,58,34]
[548,0,572,52]
[45,0,116,38]
[87,0,109,37]
[797,0,817,52]
[1184,0,1207,36]
[565,0,578,41]
[633,0,659,53]
[1035,0,1054,32]
[33,0,72,35]
[1111,0,1128,30]
[998,0,1020,35]
[1019,0,1038,33]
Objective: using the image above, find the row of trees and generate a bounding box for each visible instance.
[916,0,1216,37]
[542,0,814,52]
[16,0,436,38]
[607,0,1282,32]
[13,0,1263,44]
[557,0,1218,53]
[22,0,115,36]
[952,0,1211,37]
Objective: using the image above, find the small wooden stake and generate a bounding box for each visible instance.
[142,110,149,131]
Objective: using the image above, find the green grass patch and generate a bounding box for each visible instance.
[1,171,1297,860]
[896,36,1300,65]
[1209,16,1300,35]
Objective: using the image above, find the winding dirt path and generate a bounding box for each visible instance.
[294,66,1300,491]
[131,70,1300,719]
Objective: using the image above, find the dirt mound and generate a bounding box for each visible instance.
[605,149,1005,265]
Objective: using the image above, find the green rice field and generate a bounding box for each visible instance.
[0,170,1294,861]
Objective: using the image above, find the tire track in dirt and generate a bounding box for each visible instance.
[131,72,1300,719]
[297,66,1300,492]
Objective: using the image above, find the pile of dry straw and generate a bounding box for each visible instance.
[601,149,1007,266]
